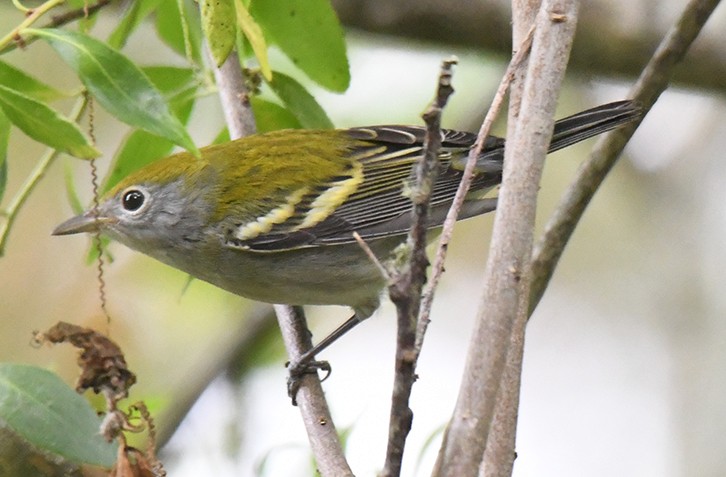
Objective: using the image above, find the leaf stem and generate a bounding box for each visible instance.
[0,0,65,51]
[11,0,31,13]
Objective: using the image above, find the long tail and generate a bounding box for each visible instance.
[548,100,641,153]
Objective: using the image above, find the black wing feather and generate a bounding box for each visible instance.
[231,100,641,251]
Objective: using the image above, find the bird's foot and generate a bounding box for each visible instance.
[286,359,332,405]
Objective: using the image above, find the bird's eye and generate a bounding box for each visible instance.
[122,189,146,212]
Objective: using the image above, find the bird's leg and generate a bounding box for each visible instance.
[287,313,364,401]
[298,314,363,367]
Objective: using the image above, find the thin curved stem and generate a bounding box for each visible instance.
[0,97,88,256]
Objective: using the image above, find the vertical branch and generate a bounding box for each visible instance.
[211,50,352,476]
[480,2,539,475]
[433,1,580,475]
[213,53,257,139]
[381,58,457,477]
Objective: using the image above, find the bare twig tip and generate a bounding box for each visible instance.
[353,231,390,281]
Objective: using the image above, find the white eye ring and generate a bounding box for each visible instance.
[120,187,150,215]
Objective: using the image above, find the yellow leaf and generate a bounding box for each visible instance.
[235,0,272,81]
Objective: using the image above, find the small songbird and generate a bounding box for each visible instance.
[54,100,640,366]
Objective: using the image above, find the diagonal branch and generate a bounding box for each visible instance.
[529,0,723,313]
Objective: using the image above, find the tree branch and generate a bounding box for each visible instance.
[212,50,352,477]
[213,53,257,140]
[275,305,354,477]
[529,0,723,313]
[433,1,580,475]
[331,0,726,94]
[0,0,112,53]
[380,58,457,477]
[416,24,534,352]
[478,1,539,474]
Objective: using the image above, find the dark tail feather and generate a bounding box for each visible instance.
[548,100,642,153]
[470,100,641,172]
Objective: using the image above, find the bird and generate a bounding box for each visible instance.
[53,100,641,372]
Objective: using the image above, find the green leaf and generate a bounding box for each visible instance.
[251,0,349,92]
[212,126,230,144]
[29,28,199,157]
[0,85,100,158]
[235,0,272,80]
[142,65,197,100]
[101,67,198,194]
[201,0,237,67]
[0,364,117,467]
[251,96,301,132]
[103,132,180,195]
[267,72,333,128]
[156,0,203,63]
[108,0,164,49]
[0,110,8,203]
[0,60,69,102]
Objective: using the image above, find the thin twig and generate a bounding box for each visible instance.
[415,24,535,353]
[0,0,64,51]
[352,231,390,281]
[0,0,111,53]
[380,58,457,477]
[528,0,722,313]
[432,1,580,474]
[48,0,111,27]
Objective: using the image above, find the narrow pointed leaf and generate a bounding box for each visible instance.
[0,85,99,158]
[251,0,349,92]
[28,28,199,156]
[268,72,333,128]
[0,364,116,467]
[0,60,69,101]
[201,0,237,67]
[101,66,198,194]
[235,0,272,80]
[251,96,301,132]
[142,65,198,102]
[156,0,203,63]
[108,0,164,49]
